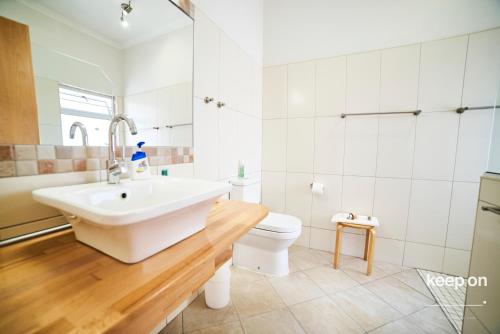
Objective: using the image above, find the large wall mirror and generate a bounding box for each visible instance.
[0,0,193,147]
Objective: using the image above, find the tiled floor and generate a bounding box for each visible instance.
[161,246,456,334]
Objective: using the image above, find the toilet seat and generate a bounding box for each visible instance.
[248,227,301,240]
[249,212,302,239]
[255,212,301,233]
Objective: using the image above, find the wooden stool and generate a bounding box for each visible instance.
[331,213,379,276]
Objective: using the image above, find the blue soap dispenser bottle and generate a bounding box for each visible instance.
[130,141,151,180]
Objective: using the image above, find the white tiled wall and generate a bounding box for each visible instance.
[261,27,500,276]
[193,10,262,183]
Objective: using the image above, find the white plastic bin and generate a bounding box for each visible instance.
[204,260,231,309]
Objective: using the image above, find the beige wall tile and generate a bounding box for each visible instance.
[86,159,100,171]
[14,145,36,160]
[73,159,87,172]
[86,146,101,158]
[56,159,73,173]
[38,160,56,174]
[36,146,56,160]
[0,161,16,177]
[55,146,73,159]
[16,161,38,176]
[72,146,86,159]
[0,145,14,160]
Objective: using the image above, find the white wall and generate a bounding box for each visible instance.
[193,9,262,183]
[263,0,500,66]
[261,28,500,277]
[192,0,263,64]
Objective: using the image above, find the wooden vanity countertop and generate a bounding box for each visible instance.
[0,200,268,334]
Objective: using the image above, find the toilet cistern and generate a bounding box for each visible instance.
[107,114,138,184]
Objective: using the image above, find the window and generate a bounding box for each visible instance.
[59,85,114,146]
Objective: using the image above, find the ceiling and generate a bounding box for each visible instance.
[21,0,192,48]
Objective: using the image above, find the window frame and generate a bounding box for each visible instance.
[58,84,115,121]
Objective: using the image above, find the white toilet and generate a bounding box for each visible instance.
[230,178,301,276]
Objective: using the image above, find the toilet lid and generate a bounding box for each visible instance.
[255,212,302,233]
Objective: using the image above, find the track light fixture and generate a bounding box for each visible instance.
[120,1,132,27]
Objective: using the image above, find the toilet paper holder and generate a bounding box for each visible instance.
[309,182,324,194]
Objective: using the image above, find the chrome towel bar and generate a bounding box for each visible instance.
[165,123,192,129]
[340,110,421,118]
[456,105,499,114]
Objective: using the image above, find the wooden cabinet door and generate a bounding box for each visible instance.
[0,16,39,144]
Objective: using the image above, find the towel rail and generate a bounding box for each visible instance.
[340,110,421,118]
[456,105,499,114]
[165,123,192,129]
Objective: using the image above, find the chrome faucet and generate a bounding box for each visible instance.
[107,114,137,184]
[69,122,88,146]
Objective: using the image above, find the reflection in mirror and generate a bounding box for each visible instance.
[59,86,114,146]
[0,0,193,147]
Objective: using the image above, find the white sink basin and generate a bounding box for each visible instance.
[33,176,232,263]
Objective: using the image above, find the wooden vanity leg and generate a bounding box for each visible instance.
[363,229,370,261]
[333,223,343,269]
[367,229,376,275]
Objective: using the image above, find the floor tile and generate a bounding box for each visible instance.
[340,257,397,283]
[329,285,402,331]
[289,245,307,254]
[160,314,182,334]
[231,267,267,286]
[289,259,301,273]
[241,308,305,334]
[406,307,455,334]
[231,277,284,318]
[364,277,434,315]
[374,261,406,276]
[303,265,359,294]
[269,271,325,305]
[178,255,458,334]
[182,293,239,332]
[368,317,425,334]
[290,296,364,334]
[289,248,331,270]
[185,321,244,334]
[392,269,435,300]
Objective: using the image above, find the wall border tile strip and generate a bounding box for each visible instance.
[0,145,194,177]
